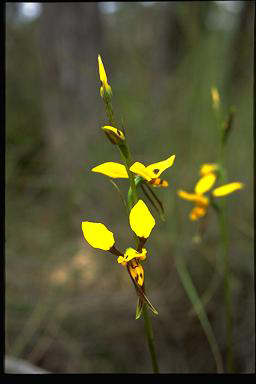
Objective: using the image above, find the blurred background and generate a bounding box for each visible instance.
[5,1,254,373]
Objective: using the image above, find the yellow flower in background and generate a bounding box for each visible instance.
[98,54,112,98]
[81,200,155,287]
[212,182,244,197]
[178,172,244,221]
[199,163,219,177]
[91,154,175,188]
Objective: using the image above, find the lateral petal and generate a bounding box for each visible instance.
[146,154,176,178]
[177,190,199,202]
[212,182,244,197]
[91,162,128,178]
[81,221,115,251]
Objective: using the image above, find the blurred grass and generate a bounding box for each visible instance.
[5,2,254,373]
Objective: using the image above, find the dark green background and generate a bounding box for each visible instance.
[5,2,254,373]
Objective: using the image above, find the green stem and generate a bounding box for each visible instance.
[118,144,138,209]
[217,204,233,373]
[175,251,223,373]
[102,91,159,373]
[172,196,223,373]
[142,305,159,373]
[217,115,233,373]
[118,142,159,373]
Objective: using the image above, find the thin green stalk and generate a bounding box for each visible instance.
[217,134,233,373]
[142,305,159,373]
[174,251,223,373]
[217,203,233,373]
[172,196,223,373]
[119,142,159,373]
[188,268,223,318]
[118,144,138,209]
[103,94,159,373]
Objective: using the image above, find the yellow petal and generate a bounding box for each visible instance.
[212,182,244,197]
[129,260,144,286]
[117,248,147,265]
[91,162,128,179]
[194,173,217,195]
[81,221,115,251]
[177,190,199,202]
[177,190,209,206]
[130,162,153,181]
[146,155,176,178]
[189,206,207,221]
[129,200,155,238]
[98,54,108,86]
[200,163,219,177]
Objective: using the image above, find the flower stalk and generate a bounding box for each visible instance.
[212,87,236,373]
[96,55,160,373]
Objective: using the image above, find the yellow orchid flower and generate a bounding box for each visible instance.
[178,172,244,221]
[81,200,155,287]
[98,54,112,98]
[91,154,175,188]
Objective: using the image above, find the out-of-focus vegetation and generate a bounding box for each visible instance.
[5,2,254,373]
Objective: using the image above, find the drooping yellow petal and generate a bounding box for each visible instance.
[146,155,176,178]
[128,260,144,286]
[81,221,115,251]
[212,182,244,197]
[91,162,128,179]
[194,173,217,195]
[130,162,153,181]
[177,190,199,202]
[189,206,207,221]
[129,200,155,238]
[200,163,219,177]
[177,190,209,206]
[117,248,147,266]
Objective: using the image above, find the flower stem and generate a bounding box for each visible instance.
[118,143,138,209]
[174,250,223,373]
[118,141,159,373]
[215,98,234,373]
[102,88,159,373]
[142,304,159,373]
[217,202,233,373]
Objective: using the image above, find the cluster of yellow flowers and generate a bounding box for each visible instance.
[80,55,244,317]
[178,163,244,221]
